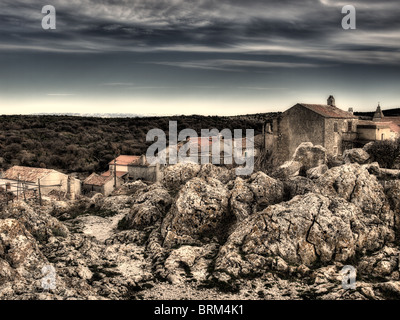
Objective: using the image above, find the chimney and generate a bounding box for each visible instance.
[348,107,353,114]
[327,95,335,106]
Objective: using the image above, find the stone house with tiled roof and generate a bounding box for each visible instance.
[265,97,400,166]
[269,96,358,165]
[82,172,117,196]
[109,154,162,183]
[0,166,81,198]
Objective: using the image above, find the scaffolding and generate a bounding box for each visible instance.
[0,178,63,205]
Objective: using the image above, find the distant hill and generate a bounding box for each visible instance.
[0,113,278,174]
[354,108,400,119]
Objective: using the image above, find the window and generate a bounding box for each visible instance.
[381,134,385,140]
[334,122,338,132]
[347,121,352,132]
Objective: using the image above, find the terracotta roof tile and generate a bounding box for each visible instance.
[83,173,112,186]
[109,155,149,166]
[101,170,127,178]
[2,166,57,183]
[109,155,141,166]
[298,103,357,119]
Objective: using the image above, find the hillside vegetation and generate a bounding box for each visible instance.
[0,113,277,173]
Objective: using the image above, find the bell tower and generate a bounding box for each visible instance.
[373,103,384,122]
[327,95,335,106]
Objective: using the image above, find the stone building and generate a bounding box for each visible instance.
[0,166,81,199]
[82,173,118,196]
[108,155,162,182]
[264,97,400,166]
[268,96,358,165]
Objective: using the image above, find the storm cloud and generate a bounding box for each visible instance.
[0,0,399,115]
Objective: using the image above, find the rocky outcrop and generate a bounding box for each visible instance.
[316,164,395,237]
[273,160,302,179]
[248,172,284,209]
[162,163,236,191]
[161,163,201,191]
[307,164,328,180]
[283,176,315,199]
[343,148,370,164]
[3,158,400,300]
[292,142,327,172]
[0,201,69,243]
[229,177,256,222]
[215,193,392,278]
[118,183,172,231]
[161,177,232,248]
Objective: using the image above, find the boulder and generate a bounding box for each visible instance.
[197,163,236,184]
[215,193,393,277]
[306,164,328,180]
[161,163,201,191]
[273,161,302,179]
[0,201,69,242]
[0,219,46,272]
[248,172,284,209]
[119,183,172,230]
[316,164,395,235]
[229,177,255,222]
[283,176,315,199]
[292,142,327,172]
[161,177,232,248]
[343,148,370,164]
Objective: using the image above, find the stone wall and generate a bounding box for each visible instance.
[273,104,325,165]
[127,164,163,182]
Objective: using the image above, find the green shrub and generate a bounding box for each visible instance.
[366,139,400,169]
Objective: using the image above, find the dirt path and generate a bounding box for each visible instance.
[76,213,125,243]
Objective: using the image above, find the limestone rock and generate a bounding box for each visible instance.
[161,177,232,248]
[164,244,216,283]
[197,163,236,184]
[358,245,400,281]
[112,180,148,196]
[248,172,284,209]
[292,142,327,172]
[343,148,370,164]
[215,193,391,277]
[0,201,69,243]
[229,177,255,221]
[316,164,395,238]
[161,163,201,191]
[283,176,315,199]
[119,183,172,230]
[0,219,46,272]
[274,161,302,179]
[307,164,328,180]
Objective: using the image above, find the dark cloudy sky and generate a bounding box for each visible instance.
[0,0,399,115]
